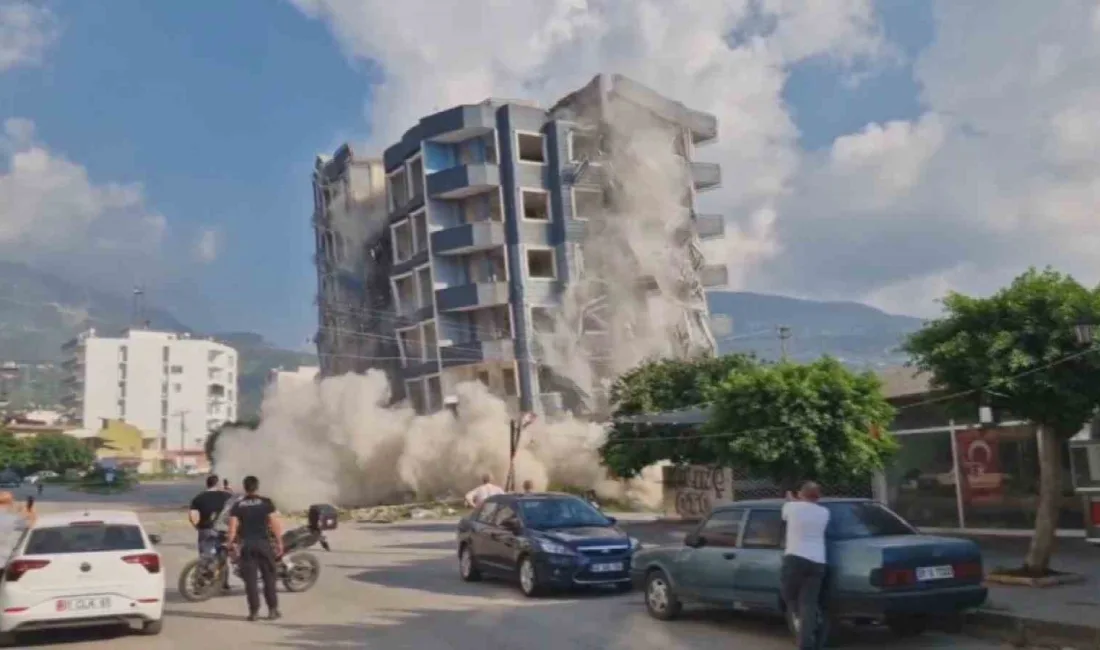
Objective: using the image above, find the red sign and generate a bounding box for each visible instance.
[956,429,1003,503]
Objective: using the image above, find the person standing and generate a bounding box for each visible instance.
[227,475,284,621]
[781,481,831,650]
[0,491,35,566]
[464,473,504,508]
[520,480,534,494]
[189,475,232,591]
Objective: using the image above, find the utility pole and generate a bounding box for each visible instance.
[777,325,792,361]
[173,409,190,470]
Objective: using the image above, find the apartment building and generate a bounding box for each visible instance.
[60,328,238,455]
[378,73,727,416]
[312,144,403,393]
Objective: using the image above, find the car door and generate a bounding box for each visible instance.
[485,502,522,571]
[731,508,785,610]
[469,501,500,569]
[675,508,745,603]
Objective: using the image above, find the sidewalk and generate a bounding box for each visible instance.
[961,535,1100,648]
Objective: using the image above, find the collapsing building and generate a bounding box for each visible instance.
[311,74,726,417]
[311,145,403,396]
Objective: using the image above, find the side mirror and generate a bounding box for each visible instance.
[148,534,162,545]
[684,533,705,548]
[605,516,618,525]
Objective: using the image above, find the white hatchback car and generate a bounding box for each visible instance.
[0,510,165,646]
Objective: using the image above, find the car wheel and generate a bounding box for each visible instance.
[459,544,482,582]
[140,620,164,636]
[644,570,682,621]
[517,556,543,597]
[886,614,928,637]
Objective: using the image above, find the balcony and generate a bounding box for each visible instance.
[431,222,507,256]
[427,163,500,200]
[440,338,516,368]
[693,213,725,240]
[690,162,721,192]
[435,282,510,312]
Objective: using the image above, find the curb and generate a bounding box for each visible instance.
[962,610,1100,649]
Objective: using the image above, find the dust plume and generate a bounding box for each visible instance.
[212,371,661,511]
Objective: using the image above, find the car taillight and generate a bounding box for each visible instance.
[953,561,984,580]
[870,567,916,587]
[1090,502,1100,526]
[5,559,50,582]
[122,553,161,574]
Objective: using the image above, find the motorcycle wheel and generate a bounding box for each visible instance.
[177,557,223,603]
[282,552,320,592]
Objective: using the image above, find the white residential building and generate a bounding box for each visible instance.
[61,329,239,454]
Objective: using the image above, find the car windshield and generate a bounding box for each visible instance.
[824,502,915,539]
[519,497,610,530]
[24,524,146,555]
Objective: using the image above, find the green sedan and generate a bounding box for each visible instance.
[631,498,987,645]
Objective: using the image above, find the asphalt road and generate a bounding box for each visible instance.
[11,499,1019,649]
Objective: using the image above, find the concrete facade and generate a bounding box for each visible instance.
[376,74,725,416]
[60,328,238,454]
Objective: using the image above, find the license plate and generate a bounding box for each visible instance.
[590,562,623,573]
[56,597,111,613]
[915,565,954,581]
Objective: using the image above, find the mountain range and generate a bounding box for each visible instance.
[0,262,927,417]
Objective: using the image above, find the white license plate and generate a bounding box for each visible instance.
[590,562,623,573]
[56,597,112,613]
[915,565,954,581]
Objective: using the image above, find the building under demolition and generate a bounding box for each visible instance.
[312,74,726,416]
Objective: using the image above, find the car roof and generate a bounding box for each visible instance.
[32,509,143,529]
[715,497,872,511]
[486,492,585,503]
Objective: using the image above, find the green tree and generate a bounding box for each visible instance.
[26,433,95,474]
[0,432,30,472]
[702,357,897,486]
[600,354,760,477]
[904,267,1100,573]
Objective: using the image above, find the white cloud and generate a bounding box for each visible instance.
[0,0,57,71]
[195,227,219,264]
[0,117,165,256]
[753,1,1100,315]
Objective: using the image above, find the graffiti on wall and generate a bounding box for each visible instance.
[662,465,734,519]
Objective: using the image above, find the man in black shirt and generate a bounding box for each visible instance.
[189,475,232,590]
[227,475,284,621]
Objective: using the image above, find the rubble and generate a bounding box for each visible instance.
[348,499,463,524]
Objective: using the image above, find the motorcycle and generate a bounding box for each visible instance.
[177,526,330,602]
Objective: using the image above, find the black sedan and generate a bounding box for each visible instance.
[456,492,641,597]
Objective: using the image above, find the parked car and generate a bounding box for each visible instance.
[0,470,20,488]
[457,492,641,597]
[0,509,165,646]
[631,498,987,644]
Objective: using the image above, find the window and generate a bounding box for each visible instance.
[426,376,442,411]
[476,370,490,386]
[160,417,168,433]
[398,328,421,362]
[388,169,409,211]
[161,399,168,416]
[531,307,555,334]
[408,157,425,200]
[741,510,784,549]
[502,367,518,397]
[162,346,169,362]
[170,365,183,374]
[393,275,417,314]
[410,211,428,254]
[698,508,744,547]
[520,190,550,221]
[173,383,182,393]
[417,267,433,310]
[572,188,603,220]
[516,132,545,163]
[525,249,556,279]
[570,131,599,161]
[392,221,413,262]
[119,346,128,362]
[25,524,146,555]
[422,322,437,361]
[476,501,500,524]
[492,504,518,527]
[824,502,916,540]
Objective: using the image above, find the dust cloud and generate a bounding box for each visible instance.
[212,372,662,512]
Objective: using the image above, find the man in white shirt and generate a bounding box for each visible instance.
[781,481,831,650]
[465,473,504,508]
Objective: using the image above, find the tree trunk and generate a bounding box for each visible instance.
[1024,424,1062,574]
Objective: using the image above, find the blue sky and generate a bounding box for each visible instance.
[2,1,942,348]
